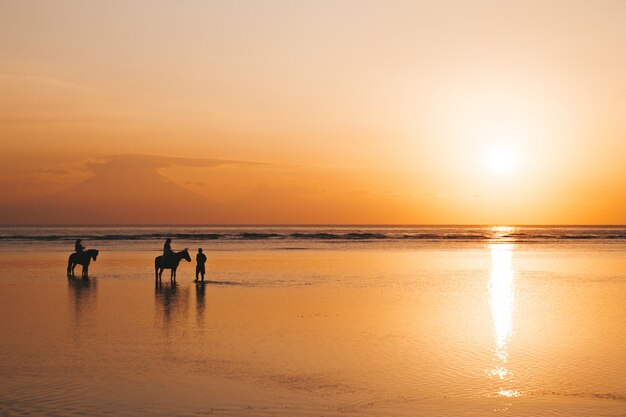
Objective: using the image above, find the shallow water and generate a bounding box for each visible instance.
[1,228,625,416]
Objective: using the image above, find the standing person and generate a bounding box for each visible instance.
[75,239,84,253]
[195,248,207,283]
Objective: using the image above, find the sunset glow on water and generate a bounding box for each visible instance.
[1,227,625,416]
[488,244,519,397]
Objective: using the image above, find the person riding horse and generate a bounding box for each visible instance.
[68,240,98,278]
[155,241,190,286]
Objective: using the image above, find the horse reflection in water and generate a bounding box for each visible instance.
[67,249,99,278]
[67,275,97,344]
[155,249,191,288]
[154,283,191,340]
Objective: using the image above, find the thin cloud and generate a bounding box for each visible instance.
[83,154,270,173]
[0,71,94,93]
[38,168,71,176]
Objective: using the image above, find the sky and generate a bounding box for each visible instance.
[1,0,626,224]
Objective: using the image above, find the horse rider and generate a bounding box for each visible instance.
[75,239,85,254]
[163,238,174,261]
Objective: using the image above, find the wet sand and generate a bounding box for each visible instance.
[1,243,626,416]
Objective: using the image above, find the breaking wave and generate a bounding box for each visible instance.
[1,226,626,242]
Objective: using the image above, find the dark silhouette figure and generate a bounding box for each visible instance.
[75,239,84,253]
[67,249,98,278]
[163,238,174,260]
[154,248,191,287]
[195,248,207,283]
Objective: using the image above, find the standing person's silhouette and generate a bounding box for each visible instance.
[195,248,207,283]
[75,239,84,253]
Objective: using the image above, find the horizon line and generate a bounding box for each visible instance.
[1,223,626,228]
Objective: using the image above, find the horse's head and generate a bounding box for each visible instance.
[182,248,191,262]
[91,250,99,261]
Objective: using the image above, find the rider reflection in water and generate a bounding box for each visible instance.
[75,239,84,253]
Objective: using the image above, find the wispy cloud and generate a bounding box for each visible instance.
[83,154,269,174]
[0,71,94,93]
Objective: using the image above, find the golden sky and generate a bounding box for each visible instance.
[1,0,626,224]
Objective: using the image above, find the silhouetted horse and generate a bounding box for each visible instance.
[67,249,99,278]
[155,249,191,286]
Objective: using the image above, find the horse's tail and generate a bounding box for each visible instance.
[67,254,73,274]
[155,256,160,279]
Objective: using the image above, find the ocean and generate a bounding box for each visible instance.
[3,225,626,246]
[1,226,625,416]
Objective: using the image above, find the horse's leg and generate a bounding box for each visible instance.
[83,264,89,278]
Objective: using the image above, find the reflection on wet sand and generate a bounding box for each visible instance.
[154,283,190,338]
[488,243,520,397]
[67,276,97,342]
[2,241,626,416]
[195,283,206,331]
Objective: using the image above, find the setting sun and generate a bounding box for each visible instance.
[484,144,519,176]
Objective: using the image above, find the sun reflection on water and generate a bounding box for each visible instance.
[491,225,515,241]
[488,243,520,397]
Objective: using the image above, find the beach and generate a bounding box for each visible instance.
[1,226,625,416]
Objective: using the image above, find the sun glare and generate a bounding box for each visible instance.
[484,144,519,175]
